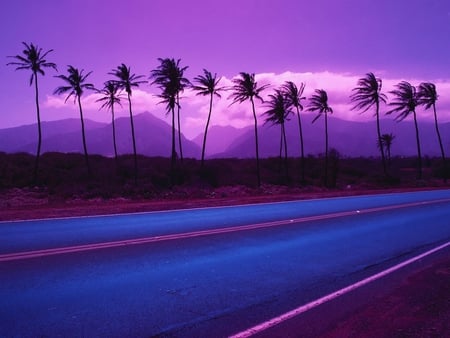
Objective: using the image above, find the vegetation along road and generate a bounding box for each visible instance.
[1,190,449,337]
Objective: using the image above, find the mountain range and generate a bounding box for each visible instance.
[1,111,449,158]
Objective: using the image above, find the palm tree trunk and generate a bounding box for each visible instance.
[176,93,183,163]
[250,97,261,187]
[171,106,176,177]
[33,72,41,183]
[324,112,329,187]
[282,122,289,182]
[77,96,91,176]
[111,106,118,162]
[412,110,422,179]
[432,104,447,182]
[201,93,213,167]
[376,101,388,177]
[279,129,283,164]
[296,106,305,183]
[127,94,138,184]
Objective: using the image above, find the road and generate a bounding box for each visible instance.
[1,190,450,337]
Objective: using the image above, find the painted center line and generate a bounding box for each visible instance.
[229,240,450,338]
[0,198,449,262]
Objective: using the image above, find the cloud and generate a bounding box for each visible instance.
[43,71,450,139]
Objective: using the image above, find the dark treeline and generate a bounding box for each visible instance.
[0,152,448,200]
[6,43,448,188]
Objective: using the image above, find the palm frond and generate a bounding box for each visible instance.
[54,65,94,103]
[350,72,386,116]
[416,82,437,110]
[192,69,224,98]
[150,58,190,109]
[281,81,306,110]
[228,72,269,105]
[7,42,57,85]
[263,89,291,126]
[386,81,417,121]
[96,80,124,111]
[109,63,146,95]
[307,89,333,123]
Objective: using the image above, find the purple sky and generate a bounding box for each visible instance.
[2,0,450,138]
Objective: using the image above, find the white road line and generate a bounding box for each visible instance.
[1,198,449,262]
[229,240,450,338]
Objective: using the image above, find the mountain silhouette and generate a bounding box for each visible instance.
[192,125,252,156]
[219,114,450,158]
[0,112,200,158]
[1,112,449,158]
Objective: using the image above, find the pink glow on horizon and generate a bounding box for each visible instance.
[40,71,450,139]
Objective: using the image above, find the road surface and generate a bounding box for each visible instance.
[1,190,450,337]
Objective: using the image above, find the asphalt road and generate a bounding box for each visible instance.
[1,190,450,337]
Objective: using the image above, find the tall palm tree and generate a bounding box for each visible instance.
[417,82,447,181]
[307,89,333,187]
[150,58,190,167]
[350,73,388,177]
[109,63,146,183]
[54,65,95,175]
[192,69,224,167]
[7,42,57,182]
[387,81,423,179]
[281,81,306,182]
[229,72,269,187]
[263,89,291,181]
[96,80,123,161]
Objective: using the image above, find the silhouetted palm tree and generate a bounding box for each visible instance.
[378,133,395,165]
[281,81,306,182]
[54,65,95,175]
[417,82,447,181]
[350,73,388,177]
[150,58,190,168]
[109,63,146,183]
[229,72,269,187]
[96,80,123,161]
[7,42,57,182]
[192,69,224,167]
[263,89,291,181]
[387,81,423,179]
[307,89,333,187]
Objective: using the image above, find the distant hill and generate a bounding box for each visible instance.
[219,114,450,158]
[0,118,105,153]
[0,112,201,158]
[1,112,449,158]
[192,125,252,156]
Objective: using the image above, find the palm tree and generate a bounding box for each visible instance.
[281,81,306,182]
[7,42,57,182]
[192,69,224,167]
[229,72,269,187]
[109,63,146,183]
[350,73,388,177]
[417,82,447,181]
[387,81,423,179]
[150,58,190,168]
[307,89,333,187]
[54,66,95,175]
[378,133,395,165]
[96,80,123,161]
[263,89,291,181]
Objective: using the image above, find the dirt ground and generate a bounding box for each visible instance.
[1,186,449,337]
[322,255,450,338]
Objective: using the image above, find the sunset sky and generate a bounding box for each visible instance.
[2,0,450,138]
